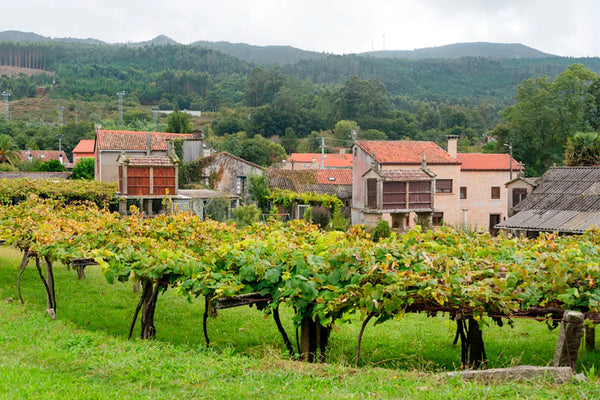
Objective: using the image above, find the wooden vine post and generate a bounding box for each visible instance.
[585,323,595,352]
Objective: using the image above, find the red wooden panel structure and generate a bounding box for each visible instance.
[152,167,176,196]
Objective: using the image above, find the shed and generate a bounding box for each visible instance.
[496,166,600,235]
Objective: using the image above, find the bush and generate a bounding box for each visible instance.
[0,163,17,172]
[18,159,42,172]
[205,197,229,221]
[330,209,350,231]
[310,206,331,229]
[233,204,261,227]
[371,219,392,242]
[72,158,95,180]
[37,159,66,172]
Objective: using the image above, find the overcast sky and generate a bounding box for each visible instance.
[2,0,599,57]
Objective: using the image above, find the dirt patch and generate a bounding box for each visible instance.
[0,65,54,77]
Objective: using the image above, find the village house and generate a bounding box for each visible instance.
[266,168,352,219]
[18,150,71,168]
[201,152,263,196]
[352,136,522,232]
[71,139,95,164]
[496,166,600,236]
[94,128,193,182]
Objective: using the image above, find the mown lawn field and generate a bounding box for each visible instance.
[1,247,600,399]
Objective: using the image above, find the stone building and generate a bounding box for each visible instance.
[352,137,523,232]
[202,152,263,196]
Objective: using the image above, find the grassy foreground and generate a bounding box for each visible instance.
[1,247,600,399]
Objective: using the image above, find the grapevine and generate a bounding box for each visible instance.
[2,197,600,366]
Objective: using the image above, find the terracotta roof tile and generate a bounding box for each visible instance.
[96,130,192,151]
[316,169,352,185]
[288,153,352,168]
[356,140,459,165]
[457,153,523,171]
[18,150,70,164]
[72,139,95,154]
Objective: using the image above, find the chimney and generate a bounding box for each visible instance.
[192,129,204,140]
[146,132,152,156]
[447,135,458,158]
[59,154,63,165]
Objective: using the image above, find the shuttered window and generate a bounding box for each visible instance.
[435,179,452,193]
[491,186,501,199]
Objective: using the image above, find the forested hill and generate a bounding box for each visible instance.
[174,41,553,65]
[191,41,329,65]
[4,32,600,108]
[0,30,104,45]
[282,55,600,103]
[1,31,554,65]
[362,42,553,60]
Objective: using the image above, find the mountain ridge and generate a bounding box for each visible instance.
[0,30,558,65]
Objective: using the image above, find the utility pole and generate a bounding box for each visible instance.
[1,91,10,120]
[504,142,513,180]
[320,137,325,169]
[57,134,64,152]
[117,91,126,125]
[57,105,64,124]
[152,105,159,125]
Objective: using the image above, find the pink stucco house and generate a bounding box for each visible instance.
[351,136,523,232]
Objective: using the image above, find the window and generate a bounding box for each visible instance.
[432,212,444,226]
[512,188,528,206]
[236,176,247,195]
[297,204,309,219]
[460,186,467,199]
[491,186,500,199]
[435,179,453,193]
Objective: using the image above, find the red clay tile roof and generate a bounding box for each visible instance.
[356,141,459,165]
[96,130,192,151]
[316,169,353,185]
[72,139,95,154]
[18,150,70,164]
[457,153,524,171]
[288,153,353,168]
[124,157,175,167]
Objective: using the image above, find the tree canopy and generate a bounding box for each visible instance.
[493,64,598,175]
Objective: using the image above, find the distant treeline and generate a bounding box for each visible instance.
[4,41,600,109]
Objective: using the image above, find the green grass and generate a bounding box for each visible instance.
[1,247,600,399]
